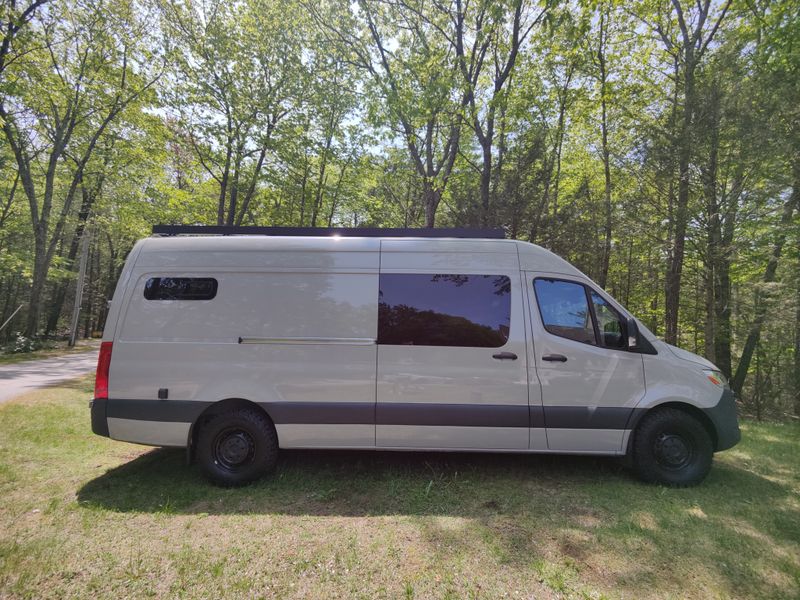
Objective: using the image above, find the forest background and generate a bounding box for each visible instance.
[0,0,798,420]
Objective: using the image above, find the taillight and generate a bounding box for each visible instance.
[94,342,113,399]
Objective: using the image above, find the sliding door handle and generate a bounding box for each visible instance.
[542,354,568,362]
[492,352,518,360]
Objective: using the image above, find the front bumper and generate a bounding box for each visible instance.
[90,398,109,437]
[702,388,741,451]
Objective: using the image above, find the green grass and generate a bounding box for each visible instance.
[0,339,99,365]
[1,376,798,599]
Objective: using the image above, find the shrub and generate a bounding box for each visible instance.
[3,332,43,354]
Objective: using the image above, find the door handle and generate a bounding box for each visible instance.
[542,354,568,362]
[492,352,518,360]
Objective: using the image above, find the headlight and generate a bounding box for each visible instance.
[703,369,728,387]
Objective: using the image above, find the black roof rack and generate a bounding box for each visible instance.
[152,225,505,239]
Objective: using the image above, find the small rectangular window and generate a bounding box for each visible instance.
[378,273,511,348]
[144,277,218,301]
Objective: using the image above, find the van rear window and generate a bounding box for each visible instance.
[378,273,511,347]
[144,277,218,301]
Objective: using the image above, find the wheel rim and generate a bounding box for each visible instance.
[653,432,693,470]
[213,428,256,471]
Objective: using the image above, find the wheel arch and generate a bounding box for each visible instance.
[187,398,276,463]
[626,401,718,456]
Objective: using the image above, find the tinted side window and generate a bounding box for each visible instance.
[590,291,625,348]
[144,277,218,301]
[378,274,511,347]
[533,279,595,345]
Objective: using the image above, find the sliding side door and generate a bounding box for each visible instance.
[376,240,530,450]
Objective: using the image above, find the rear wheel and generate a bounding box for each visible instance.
[196,408,278,486]
[632,408,713,487]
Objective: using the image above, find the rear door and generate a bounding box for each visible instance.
[526,274,646,452]
[376,240,530,449]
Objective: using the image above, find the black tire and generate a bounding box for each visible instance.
[632,408,713,487]
[196,408,278,486]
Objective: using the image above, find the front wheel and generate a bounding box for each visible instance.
[196,408,278,486]
[632,408,713,487]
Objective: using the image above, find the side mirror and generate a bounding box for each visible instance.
[626,316,639,350]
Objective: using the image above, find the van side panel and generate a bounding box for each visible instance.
[116,272,376,344]
[107,240,379,448]
[101,240,147,343]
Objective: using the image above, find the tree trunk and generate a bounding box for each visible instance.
[664,59,695,345]
[480,140,492,227]
[423,181,441,228]
[624,239,633,306]
[492,102,507,208]
[312,108,338,227]
[731,178,798,395]
[598,8,612,289]
[26,231,48,336]
[298,150,310,226]
[234,142,269,226]
[327,160,349,227]
[534,66,573,245]
[45,176,100,334]
[226,148,243,227]
[217,130,233,225]
[550,69,571,224]
[529,72,572,246]
[753,340,762,420]
[83,240,95,338]
[795,254,800,417]
[714,174,741,379]
[0,275,20,342]
[702,78,720,362]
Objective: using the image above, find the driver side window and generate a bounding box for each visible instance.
[533,279,596,345]
[533,278,626,349]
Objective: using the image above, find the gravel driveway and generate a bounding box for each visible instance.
[0,349,99,404]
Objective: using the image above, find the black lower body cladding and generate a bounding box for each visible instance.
[91,396,741,451]
[702,388,741,451]
[92,399,643,429]
[90,398,109,437]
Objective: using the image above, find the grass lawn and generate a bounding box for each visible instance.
[0,339,99,365]
[0,377,798,599]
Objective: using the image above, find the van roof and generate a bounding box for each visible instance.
[137,235,584,277]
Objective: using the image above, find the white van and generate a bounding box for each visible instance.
[90,228,740,487]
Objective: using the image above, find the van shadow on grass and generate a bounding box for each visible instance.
[78,447,640,516]
[76,446,791,524]
[76,446,799,597]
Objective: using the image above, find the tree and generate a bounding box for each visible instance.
[312,0,477,227]
[729,0,800,395]
[0,0,48,79]
[0,0,163,335]
[161,0,304,227]
[637,0,732,344]
[455,0,548,226]
[594,3,613,288]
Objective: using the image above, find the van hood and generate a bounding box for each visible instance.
[664,343,716,370]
